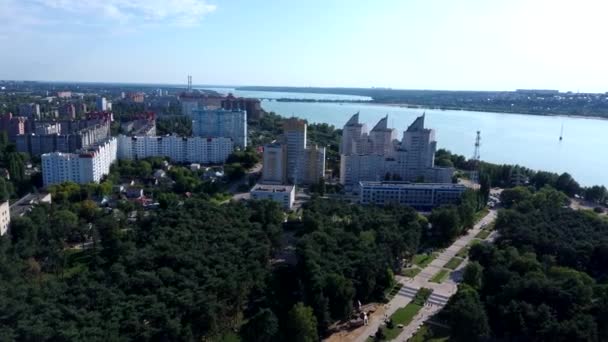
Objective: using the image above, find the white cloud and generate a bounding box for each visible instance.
[34,0,217,26]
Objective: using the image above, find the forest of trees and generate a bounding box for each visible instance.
[0,194,285,340]
[441,186,608,341]
[0,187,457,340]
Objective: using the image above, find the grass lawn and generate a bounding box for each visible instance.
[473,207,490,224]
[456,246,469,258]
[468,239,482,247]
[413,252,439,268]
[475,229,491,240]
[218,332,241,342]
[409,324,451,342]
[444,257,464,270]
[383,303,424,339]
[429,269,450,283]
[373,288,432,340]
[402,266,422,278]
[385,283,403,300]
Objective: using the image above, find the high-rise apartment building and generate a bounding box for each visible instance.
[18,103,40,119]
[261,118,326,186]
[262,143,286,184]
[191,108,247,148]
[117,135,233,164]
[300,145,326,184]
[340,112,367,155]
[42,137,117,186]
[17,120,110,156]
[221,94,263,121]
[283,118,307,183]
[339,114,453,187]
[59,103,76,119]
[0,113,26,140]
[96,97,107,111]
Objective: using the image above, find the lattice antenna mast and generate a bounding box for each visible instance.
[473,130,481,161]
[187,75,192,92]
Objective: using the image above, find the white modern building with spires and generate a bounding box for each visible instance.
[339,113,454,188]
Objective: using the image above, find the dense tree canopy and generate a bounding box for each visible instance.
[443,186,608,341]
[0,197,284,340]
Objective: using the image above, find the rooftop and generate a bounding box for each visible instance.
[359,181,466,190]
[9,192,51,217]
[251,183,295,193]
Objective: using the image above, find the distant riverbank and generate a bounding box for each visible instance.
[267,97,608,121]
[364,102,608,121]
[239,86,608,120]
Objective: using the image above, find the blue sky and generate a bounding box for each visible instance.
[1,0,608,92]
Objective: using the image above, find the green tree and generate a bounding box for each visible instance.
[444,285,490,342]
[0,177,10,201]
[429,205,462,245]
[286,303,318,342]
[463,261,483,290]
[555,172,580,197]
[240,308,278,342]
[500,186,532,208]
[324,273,355,320]
[479,173,491,209]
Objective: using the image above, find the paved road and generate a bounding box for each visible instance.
[352,209,497,342]
[229,162,262,201]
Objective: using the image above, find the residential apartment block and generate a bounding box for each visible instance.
[0,113,26,140]
[17,119,111,156]
[262,143,286,184]
[191,108,247,148]
[261,118,326,186]
[117,135,233,164]
[339,114,454,187]
[42,138,117,186]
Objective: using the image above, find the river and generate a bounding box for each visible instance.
[202,87,608,187]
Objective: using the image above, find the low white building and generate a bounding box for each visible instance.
[0,201,9,235]
[42,137,117,186]
[117,135,233,164]
[359,181,466,210]
[250,183,295,210]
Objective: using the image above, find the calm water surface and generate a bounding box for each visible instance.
[206,87,608,186]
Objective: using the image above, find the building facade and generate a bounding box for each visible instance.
[42,137,117,186]
[250,183,295,209]
[96,97,107,111]
[260,118,326,186]
[221,94,263,121]
[262,143,286,184]
[359,181,466,210]
[191,108,247,148]
[300,145,326,185]
[117,135,233,164]
[283,118,307,183]
[18,103,40,119]
[339,114,454,187]
[0,201,9,235]
[59,103,76,119]
[17,120,110,156]
[0,113,26,140]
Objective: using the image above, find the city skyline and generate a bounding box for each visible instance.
[2,0,608,92]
